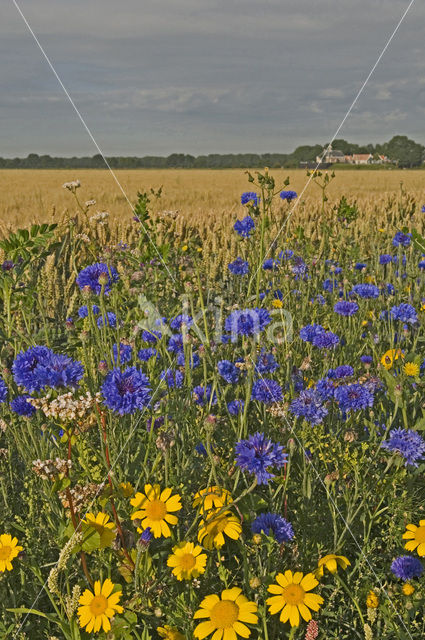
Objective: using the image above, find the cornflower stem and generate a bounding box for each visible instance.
[64,428,93,588]
[98,404,135,569]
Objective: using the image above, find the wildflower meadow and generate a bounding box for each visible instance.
[0,170,425,640]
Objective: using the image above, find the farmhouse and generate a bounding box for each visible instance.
[315,147,347,164]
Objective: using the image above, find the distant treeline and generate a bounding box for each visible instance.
[1,136,423,169]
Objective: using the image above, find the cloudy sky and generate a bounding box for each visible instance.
[1,0,424,156]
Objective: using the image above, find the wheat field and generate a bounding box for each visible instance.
[0,168,424,230]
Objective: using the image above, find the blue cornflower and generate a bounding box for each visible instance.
[350,284,380,299]
[280,190,297,202]
[255,351,279,374]
[327,365,354,379]
[422,205,425,213]
[228,257,249,276]
[360,355,373,365]
[390,304,418,324]
[315,378,335,401]
[391,556,423,581]
[241,192,260,206]
[382,428,425,467]
[291,256,308,278]
[160,368,184,388]
[101,367,151,415]
[141,329,162,343]
[251,513,294,543]
[97,312,117,328]
[323,278,339,292]
[289,389,328,426]
[392,231,411,247]
[224,308,271,338]
[177,352,200,369]
[354,262,367,270]
[146,416,165,432]
[419,261,425,270]
[137,348,158,362]
[218,360,240,384]
[167,334,184,353]
[227,399,244,415]
[169,314,193,330]
[383,283,395,296]
[12,346,84,393]
[279,249,294,260]
[263,259,279,270]
[379,254,393,265]
[193,385,217,406]
[1,260,14,271]
[10,394,36,416]
[76,263,119,295]
[334,383,374,412]
[234,216,255,238]
[0,377,7,403]
[312,294,326,305]
[235,432,287,485]
[334,301,358,316]
[112,343,132,365]
[299,324,325,343]
[77,304,100,318]
[251,378,283,404]
[312,331,340,349]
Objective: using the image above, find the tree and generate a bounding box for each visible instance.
[383,136,424,168]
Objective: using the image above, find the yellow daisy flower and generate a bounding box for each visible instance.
[83,512,116,549]
[198,509,242,550]
[131,484,181,538]
[193,486,232,514]
[78,578,123,634]
[167,541,207,581]
[194,587,258,639]
[403,362,420,377]
[380,349,403,370]
[272,299,283,309]
[402,520,425,556]
[402,583,415,596]
[316,554,351,577]
[366,590,379,608]
[266,570,324,627]
[0,534,23,572]
[157,625,185,640]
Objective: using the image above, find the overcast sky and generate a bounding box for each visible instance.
[1,0,424,156]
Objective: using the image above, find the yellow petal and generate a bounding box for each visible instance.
[222,587,241,601]
[289,605,300,627]
[233,621,250,638]
[279,604,291,623]
[300,573,318,591]
[194,621,216,639]
[298,603,312,622]
[101,579,114,597]
[266,595,284,615]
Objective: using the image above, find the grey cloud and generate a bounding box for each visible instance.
[1,0,424,155]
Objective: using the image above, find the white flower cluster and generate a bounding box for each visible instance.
[29,391,101,422]
[89,210,109,223]
[32,457,72,480]
[62,180,81,191]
